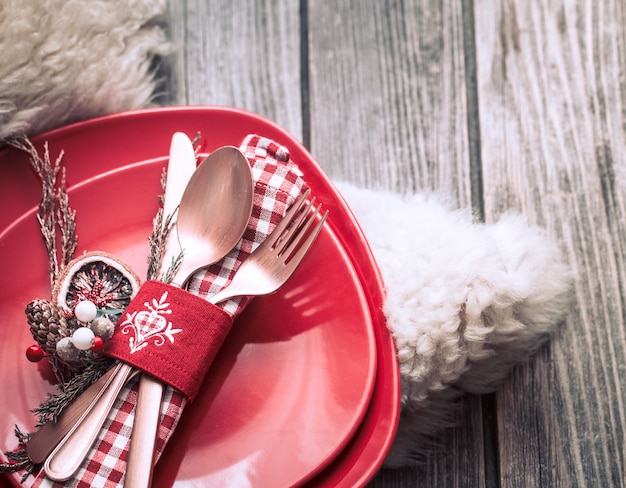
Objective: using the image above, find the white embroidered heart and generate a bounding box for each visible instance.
[134,309,168,342]
[119,291,182,353]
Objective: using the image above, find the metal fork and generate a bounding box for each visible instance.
[41,190,327,485]
[210,189,328,305]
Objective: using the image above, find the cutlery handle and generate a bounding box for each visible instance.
[124,293,231,487]
[125,375,164,488]
[44,363,135,481]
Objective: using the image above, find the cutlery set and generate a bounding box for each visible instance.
[24,133,328,487]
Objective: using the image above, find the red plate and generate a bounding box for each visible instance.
[0,107,399,487]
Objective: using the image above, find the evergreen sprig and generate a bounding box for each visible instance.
[0,426,34,482]
[32,358,113,426]
[146,167,183,283]
[7,136,78,290]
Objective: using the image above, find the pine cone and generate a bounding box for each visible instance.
[25,299,78,355]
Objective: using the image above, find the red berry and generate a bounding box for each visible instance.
[91,336,104,352]
[26,344,45,362]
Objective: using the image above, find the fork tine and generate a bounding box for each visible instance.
[281,207,328,267]
[278,202,319,257]
[266,189,311,249]
[274,197,316,252]
[206,192,328,306]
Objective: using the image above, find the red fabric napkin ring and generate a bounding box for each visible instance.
[103,280,233,399]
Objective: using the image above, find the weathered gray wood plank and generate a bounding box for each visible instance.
[474,0,626,486]
[370,395,490,488]
[307,1,487,487]
[162,0,626,486]
[164,0,303,140]
[307,0,472,203]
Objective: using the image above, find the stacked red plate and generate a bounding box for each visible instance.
[0,107,399,487]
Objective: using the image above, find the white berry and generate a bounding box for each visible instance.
[75,300,98,322]
[72,327,95,350]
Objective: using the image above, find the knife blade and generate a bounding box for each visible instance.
[160,132,197,275]
[25,362,121,464]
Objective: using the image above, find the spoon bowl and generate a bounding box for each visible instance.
[173,145,254,285]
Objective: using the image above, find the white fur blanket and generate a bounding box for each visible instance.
[338,184,571,465]
[0,0,168,139]
[0,0,572,466]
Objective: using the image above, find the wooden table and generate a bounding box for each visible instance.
[162,1,625,486]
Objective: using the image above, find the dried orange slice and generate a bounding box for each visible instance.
[52,251,141,317]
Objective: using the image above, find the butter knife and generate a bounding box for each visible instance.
[26,362,121,464]
[125,132,197,487]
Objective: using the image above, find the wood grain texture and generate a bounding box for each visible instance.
[474,0,626,486]
[370,395,490,488]
[307,0,472,202]
[164,0,303,140]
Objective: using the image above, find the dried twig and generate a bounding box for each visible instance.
[57,168,77,267]
[7,136,77,289]
[0,426,34,481]
[146,168,182,282]
[146,168,168,280]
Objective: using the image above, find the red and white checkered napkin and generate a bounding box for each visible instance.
[31,134,306,488]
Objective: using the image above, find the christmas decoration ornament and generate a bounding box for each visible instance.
[90,316,115,341]
[71,327,96,351]
[55,338,81,362]
[74,300,98,323]
[25,345,46,363]
[91,337,104,352]
[22,252,141,381]
[52,251,141,317]
[25,299,78,356]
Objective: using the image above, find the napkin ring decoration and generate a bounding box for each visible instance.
[104,280,233,399]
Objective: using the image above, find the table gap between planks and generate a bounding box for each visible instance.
[163,0,625,487]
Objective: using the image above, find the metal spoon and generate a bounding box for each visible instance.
[41,146,254,482]
[125,145,254,487]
